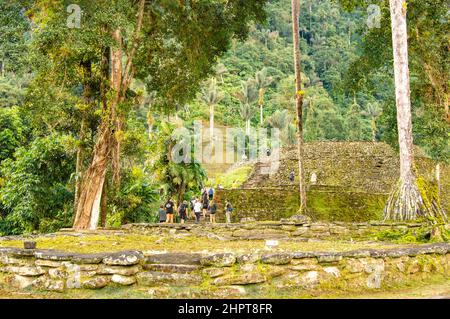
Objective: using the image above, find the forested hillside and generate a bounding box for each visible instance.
[187,0,371,143]
[177,0,448,161]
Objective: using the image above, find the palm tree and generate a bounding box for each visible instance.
[267,110,296,145]
[201,78,223,141]
[255,68,273,126]
[361,101,381,142]
[215,63,228,84]
[346,95,363,141]
[267,109,289,130]
[239,104,256,135]
[235,80,258,135]
[145,91,157,137]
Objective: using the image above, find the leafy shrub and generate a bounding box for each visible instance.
[0,134,75,235]
[108,166,160,225]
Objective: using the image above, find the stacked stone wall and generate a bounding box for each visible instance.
[0,243,448,297]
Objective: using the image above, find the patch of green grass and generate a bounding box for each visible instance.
[0,232,403,254]
[212,165,253,189]
[372,226,450,244]
[307,191,386,222]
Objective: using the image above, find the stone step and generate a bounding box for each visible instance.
[136,271,202,287]
[145,253,203,265]
[143,264,201,274]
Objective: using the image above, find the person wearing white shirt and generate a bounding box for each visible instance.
[193,198,203,224]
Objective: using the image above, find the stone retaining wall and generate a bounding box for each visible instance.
[122,220,430,241]
[214,188,387,222]
[1,243,449,297]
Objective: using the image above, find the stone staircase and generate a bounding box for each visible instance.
[241,152,281,189]
[241,161,271,188]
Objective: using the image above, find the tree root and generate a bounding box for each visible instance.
[384,176,447,224]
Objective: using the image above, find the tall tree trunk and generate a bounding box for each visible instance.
[73,30,123,230]
[210,104,214,142]
[392,0,414,185]
[74,117,86,213]
[260,104,263,125]
[384,0,446,222]
[100,178,108,228]
[291,0,307,213]
[73,124,112,229]
[74,61,93,213]
[258,88,265,126]
[371,118,377,142]
[111,29,123,189]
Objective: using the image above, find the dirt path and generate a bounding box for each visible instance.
[330,281,450,299]
[1,280,449,299]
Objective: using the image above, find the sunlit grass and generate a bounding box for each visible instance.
[0,232,407,254]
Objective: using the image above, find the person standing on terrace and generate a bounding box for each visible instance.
[225,200,233,224]
[165,198,175,223]
[193,198,203,224]
[208,199,217,224]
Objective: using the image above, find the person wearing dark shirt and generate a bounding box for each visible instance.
[202,190,209,218]
[158,205,166,223]
[165,198,175,223]
[208,199,217,224]
[208,187,214,200]
[289,170,295,183]
[178,201,188,224]
[225,200,233,223]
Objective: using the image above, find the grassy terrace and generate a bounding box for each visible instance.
[0,232,412,254]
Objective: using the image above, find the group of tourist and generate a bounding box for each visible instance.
[158,187,234,224]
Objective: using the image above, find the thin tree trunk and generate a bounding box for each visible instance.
[100,178,108,228]
[391,0,414,185]
[384,0,419,221]
[74,117,86,213]
[309,1,312,31]
[260,104,263,125]
[436,163,441,203]
[291,0,307,213]
[111,29,123,189]
[384,0,445,222]
[210,104,214,141]
[371,118,377,142]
